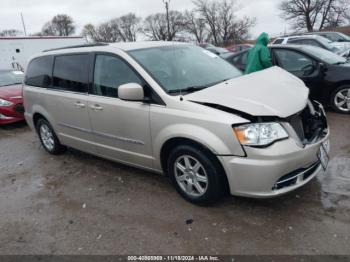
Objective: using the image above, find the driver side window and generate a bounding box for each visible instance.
[93,54,143,98]
[274,49,314,77]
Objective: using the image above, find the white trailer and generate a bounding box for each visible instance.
[0,36,86,70]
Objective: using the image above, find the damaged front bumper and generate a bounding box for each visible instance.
[219,101,330,198]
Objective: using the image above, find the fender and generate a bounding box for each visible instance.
[153,123,246,170]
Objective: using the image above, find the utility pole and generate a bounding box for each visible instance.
[20,13,27,36]
[163,0,170,41]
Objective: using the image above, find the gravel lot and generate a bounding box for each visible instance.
[0,112,349,255]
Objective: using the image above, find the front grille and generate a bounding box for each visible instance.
[272,162,320,190]
[287,101,327,144]
[289,114,304,141]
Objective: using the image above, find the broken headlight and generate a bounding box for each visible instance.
[233,123,288,147]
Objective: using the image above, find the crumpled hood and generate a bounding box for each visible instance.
[186,67,309,118]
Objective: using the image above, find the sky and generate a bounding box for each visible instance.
[0,0,290,38]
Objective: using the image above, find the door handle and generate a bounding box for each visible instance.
[90,104,104,111]
[74,101,86,108]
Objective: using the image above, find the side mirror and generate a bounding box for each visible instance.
[118,83,144,101]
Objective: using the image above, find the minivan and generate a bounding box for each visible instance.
[23,42,330,205]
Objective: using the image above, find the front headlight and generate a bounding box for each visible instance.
[0,98,13,107]
[233,122,288,146]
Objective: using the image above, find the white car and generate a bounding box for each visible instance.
[272,35,350,57]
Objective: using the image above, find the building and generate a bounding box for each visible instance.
[0,36,86,70]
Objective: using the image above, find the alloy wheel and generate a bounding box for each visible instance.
[40,124,55,151]
[334,87,350,112]
[174,155,208,197]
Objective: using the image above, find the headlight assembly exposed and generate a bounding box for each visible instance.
[233,122,288,147]
[0,98,13,107]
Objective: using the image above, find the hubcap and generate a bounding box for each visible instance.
[334,88,350,112]
[174,155,208,197]
[40,124,55,151]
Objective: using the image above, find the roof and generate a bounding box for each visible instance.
[108,41,189,51]
[43,41,191,53]
[30,41,192,59]
[277,35,323,40]
[229,44,327,57]
[0,36,84,40]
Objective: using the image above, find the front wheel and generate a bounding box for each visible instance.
[167,144,224,205]
[330,86,350,114]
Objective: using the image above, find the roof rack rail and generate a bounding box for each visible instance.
[43,43,108,52]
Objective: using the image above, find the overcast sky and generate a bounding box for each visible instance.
[1,0,290,38]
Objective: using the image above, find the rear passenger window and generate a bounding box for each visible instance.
[92,54,143,98]
[53,54,89,93]
[25,56,53,88]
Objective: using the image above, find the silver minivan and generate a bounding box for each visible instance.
[23,42,330,205]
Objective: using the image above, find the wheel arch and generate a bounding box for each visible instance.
[328,81,350,98]
[159,137,230,194]
[33,112,48,128]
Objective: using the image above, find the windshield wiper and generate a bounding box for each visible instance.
[168,85,208,94]
[168,78,232,95]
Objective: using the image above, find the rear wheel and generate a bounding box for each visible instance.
[331,86,350,114]
[36,118,66,155]
[167,144,224,205]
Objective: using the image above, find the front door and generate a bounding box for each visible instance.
[272,48,324,99]
[87,53,153,169]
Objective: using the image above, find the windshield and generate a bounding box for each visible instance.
[128,45,242,94]
[0,71,24,87]
[301,46,347,64]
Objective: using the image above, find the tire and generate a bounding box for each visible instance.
[330,85,350,114]
[36,118,66,155]
[166,144,224,205]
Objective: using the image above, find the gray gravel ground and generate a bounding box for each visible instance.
[0,112,349,255]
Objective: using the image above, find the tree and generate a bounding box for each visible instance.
[82,13,141,43]
[82,24,99,42]
[280,0,350,32]
[41,14,76,36]
[143,11,186,41]
[116,13,142,42]
[95,21,121,42]
[194,0,255,45]
[0,29,22,36]
[184,10,208,43]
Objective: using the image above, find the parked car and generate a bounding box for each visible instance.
[0,70,25,124]
[205,46,233,58]
[226,44,350,113]
[226,44,252,54]
[304,31,350,43]
[198,43,216,49]
[23,42,329,204]
[272,35,350,57]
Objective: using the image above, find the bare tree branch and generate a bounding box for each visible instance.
[143,11,186,41]
[42,14,75,36]
[280,0,349,32]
